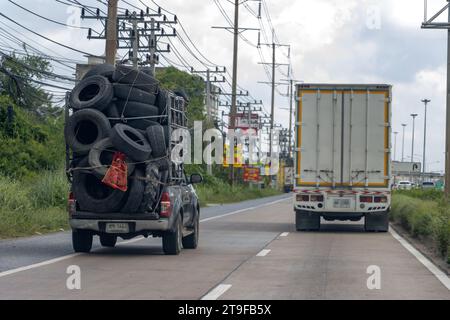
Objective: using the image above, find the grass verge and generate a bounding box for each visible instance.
[391,190,449,265]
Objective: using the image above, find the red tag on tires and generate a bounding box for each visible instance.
[102,152,128,192]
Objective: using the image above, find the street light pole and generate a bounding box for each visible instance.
[421,99,431,179]
[411,114,418,164]
[402,124,407,162]
[393,131,399,161]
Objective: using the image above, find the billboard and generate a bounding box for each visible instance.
[392,161,422,173]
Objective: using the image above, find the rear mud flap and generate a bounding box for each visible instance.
[296,210,320,231]
[365,210,389,232]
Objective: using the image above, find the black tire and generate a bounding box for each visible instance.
[72,229,93,253]
[112,65,159,93]
[174,89,189,102]
[88,138,135,178]
[140,66,154,76]
[115,100,159,119]
[120,168,145,213]
[110,124,152,162]
[295,210,320,231]
[156,89,168,115]
[100,234,117,248]
[82,64,116,81]
[146,125,167,158]
[70,75,113,111]
[138,164,161,213]
[125,119,160,131]
[365,210,389,232]
[163,214,182,255]
[104,103,120,119]
[182,209,199,249]
[72,158,127,213]
[113,84,157,105]
[65,109,111,154]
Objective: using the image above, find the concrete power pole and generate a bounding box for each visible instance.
[411,113,418,163]
[393,131,399,162]
[105,0,118,65]
[422,1,450,197]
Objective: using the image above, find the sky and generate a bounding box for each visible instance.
[0,0,448,173]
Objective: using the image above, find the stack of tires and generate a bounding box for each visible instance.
[65,64,171,214]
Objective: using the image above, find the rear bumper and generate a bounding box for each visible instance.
[69,219,169,233]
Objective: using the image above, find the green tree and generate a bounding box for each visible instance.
[0,52,53,110]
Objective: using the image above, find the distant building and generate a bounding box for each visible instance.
[392,161,443,184]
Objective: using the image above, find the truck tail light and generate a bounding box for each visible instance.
[310,195,324,202]
[296,194,309,202]
[160,192,172,218]
[68,192,76,217]
[360,196,373,203]
[374,196,387,203]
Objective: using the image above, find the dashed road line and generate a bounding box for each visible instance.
[280,232,289,237]
[256,249,271,257]
[201,284,232,300]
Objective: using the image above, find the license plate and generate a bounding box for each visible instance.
[105,223,129,234]
[333,199,351,209]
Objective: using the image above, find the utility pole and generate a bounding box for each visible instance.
[422,0,450,197]
[402,123,407,162]
[422,99,431,179]
[411,113,418,164]
[212,1,259,184]
[393,131,399,162]
[131,13,139,68]
[105,0,118,65]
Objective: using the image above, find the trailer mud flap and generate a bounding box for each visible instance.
[364,210,389,232]
[296,210,320,231]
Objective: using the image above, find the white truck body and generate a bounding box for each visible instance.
[293,84,392,230]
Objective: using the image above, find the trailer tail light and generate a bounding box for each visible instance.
[296,194,310,202]
[360,196,373,203]
[68,192,76,217]
[374,196,388,203]
[160,192,172,218]
[310,195,324,202]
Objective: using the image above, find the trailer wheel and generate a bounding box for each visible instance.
[296,210,320,231]
[365,210,389,232]
[100,234,117,248]
[72,230,93,253]
[162,215,182,255]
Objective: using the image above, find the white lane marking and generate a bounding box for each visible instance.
[201,284,232,300]
[256,249,271,257]
[280,232,289,237]
[389,227,450,290]
[0,254,81,278]
[200,197,289,223]
[0,197,291,279]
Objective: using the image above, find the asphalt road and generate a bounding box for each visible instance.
[0,194,448,300]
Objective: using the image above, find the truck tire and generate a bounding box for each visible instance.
[296,210,320,231]
[365,210,389,232]
[162,214,183,255]
[70,75,113,111]
[182,209,199,249]
[72,159,126,213]
[88,138,135,178]
[138,164,162,213]
[120,168,145,213]
[116,100,159,119]
[82,64,116,81]
[110,124,152,162]
[113,84,157,105]
[126,119,160,131]
[100,234,117,248]
[72,229,93,253]
[112,65,159,92]
[146,124,167,158]
[104,103,120,119]
[65,109,111,154]
[156,89,168,115]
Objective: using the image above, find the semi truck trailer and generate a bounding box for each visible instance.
[293,84,392,232]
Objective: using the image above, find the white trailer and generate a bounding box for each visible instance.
[294,84,392,232]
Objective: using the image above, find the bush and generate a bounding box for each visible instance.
[391,193,450,262]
